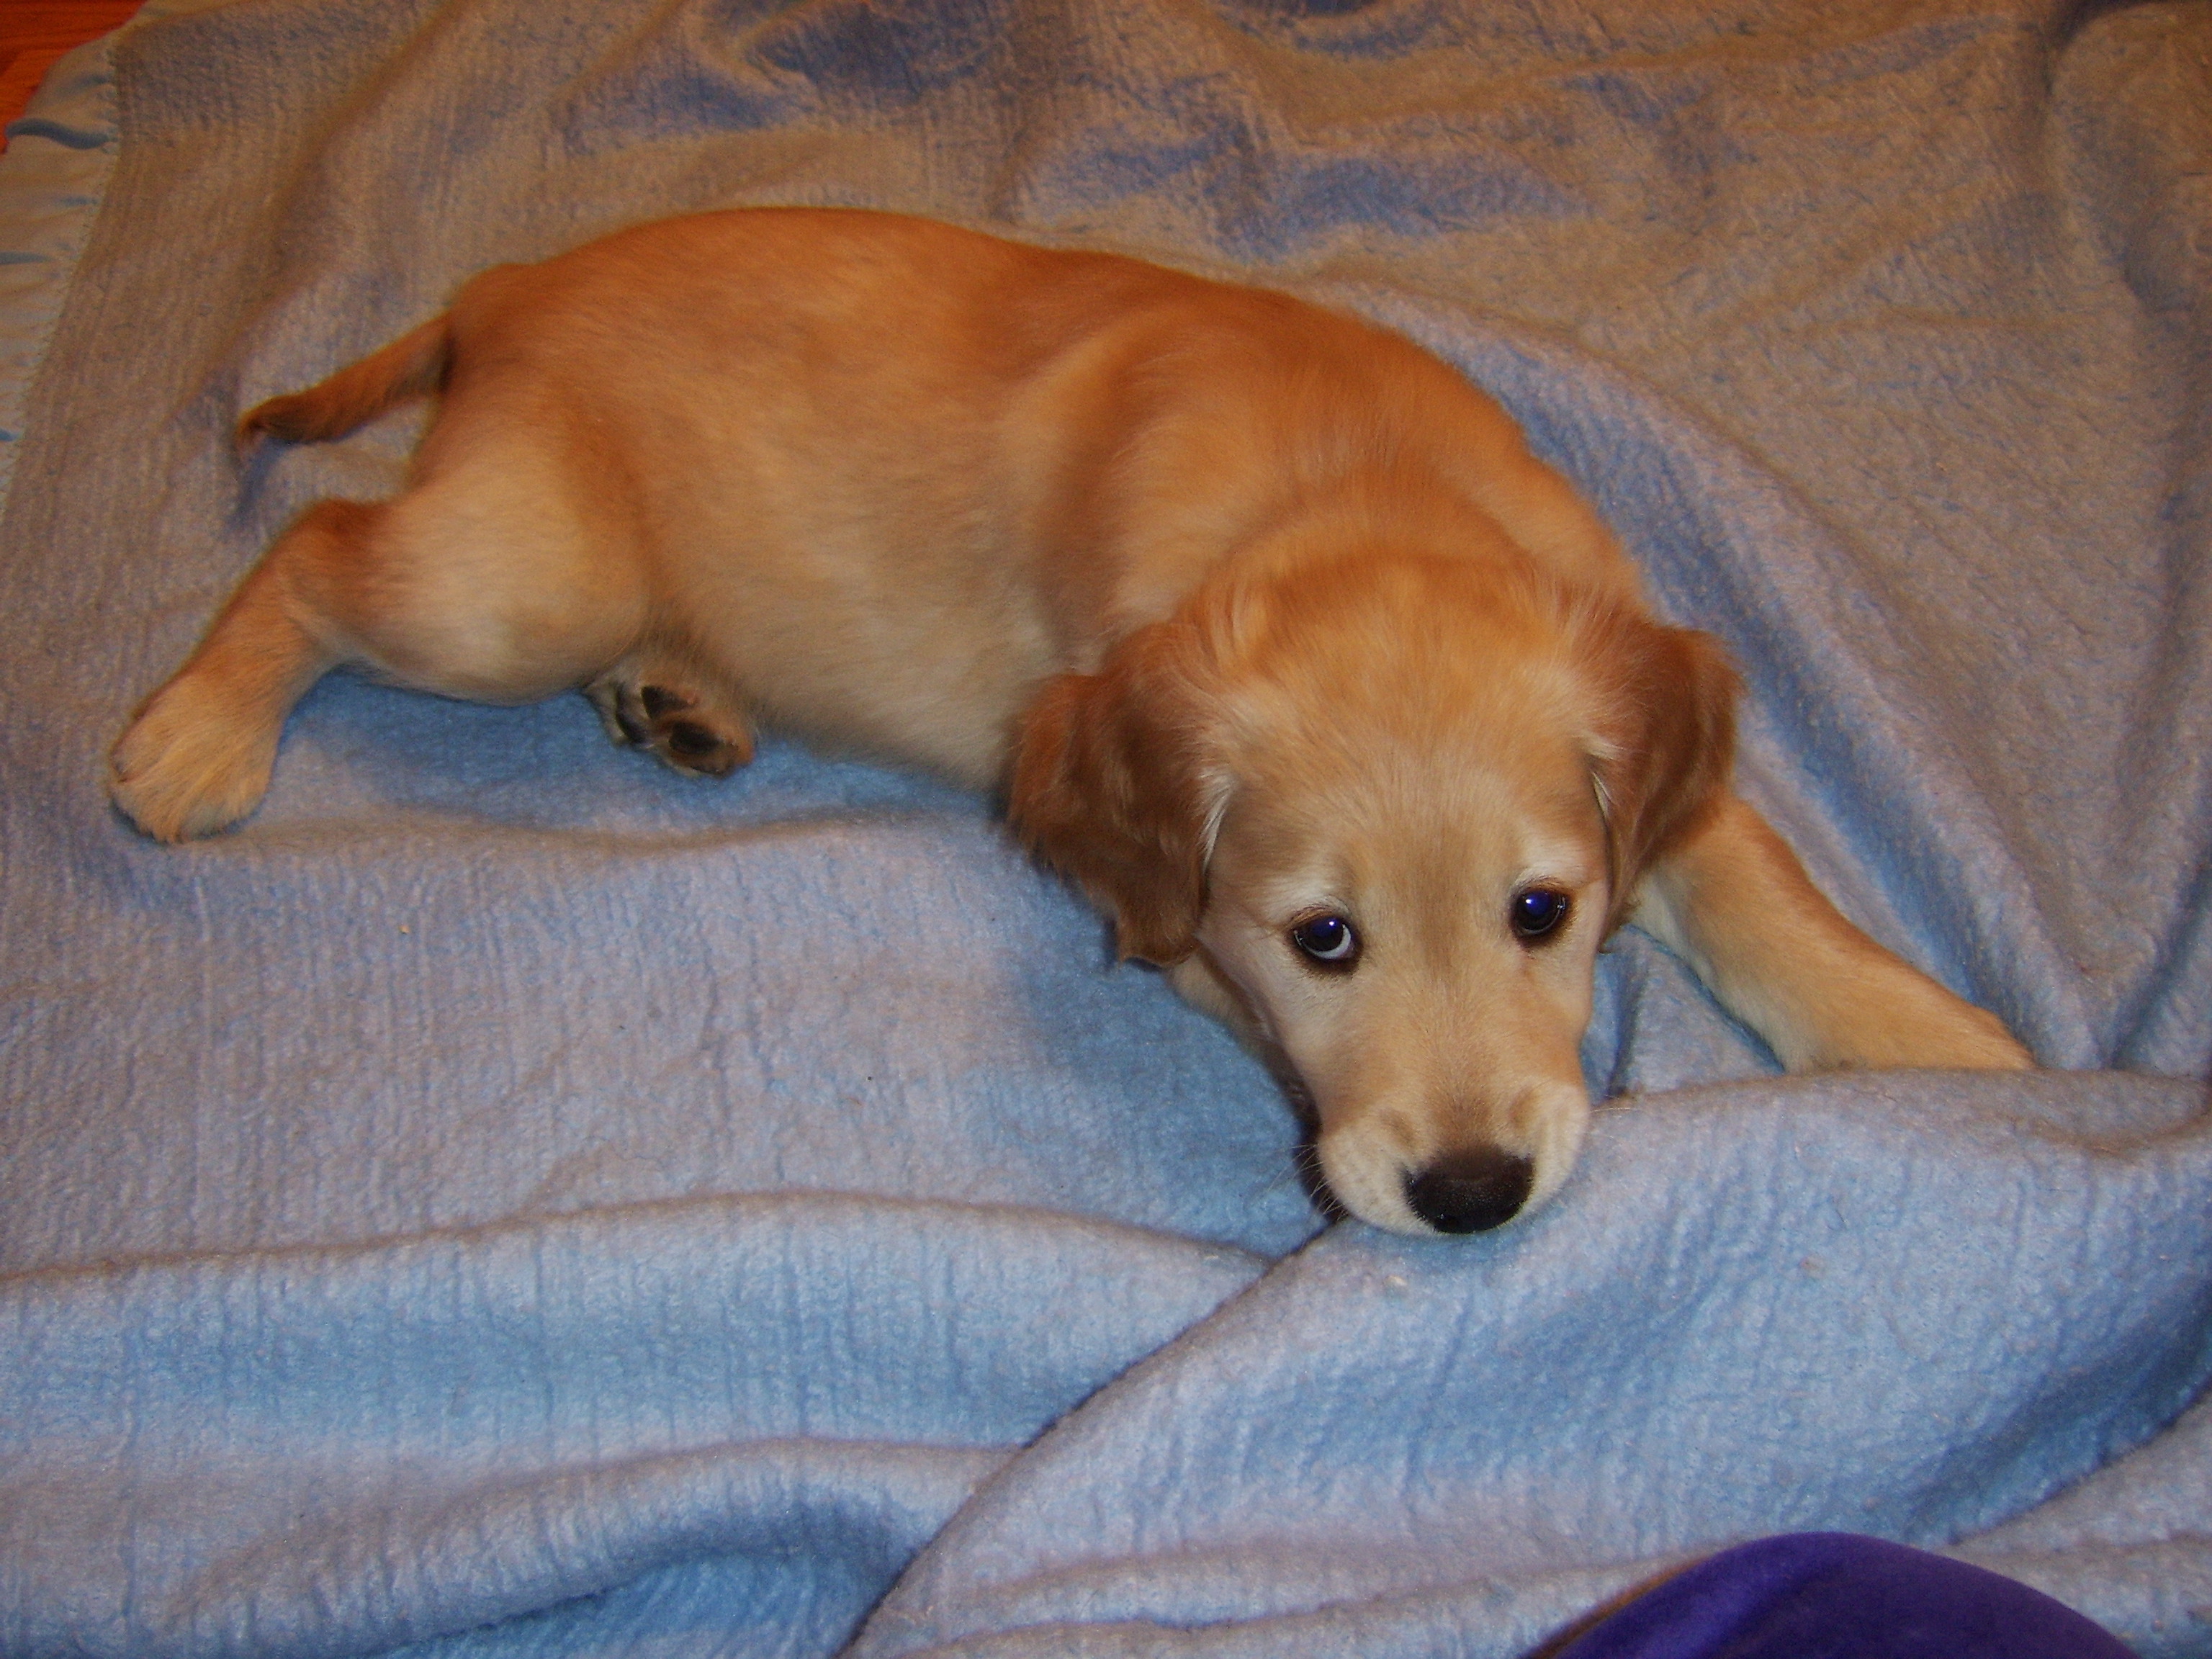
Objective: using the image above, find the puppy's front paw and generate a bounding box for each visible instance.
[110,674,282,842]
[585,671,753,778]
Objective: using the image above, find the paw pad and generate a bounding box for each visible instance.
[585,672,752,778]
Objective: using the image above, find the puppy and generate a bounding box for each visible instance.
[111,207,2033,1235]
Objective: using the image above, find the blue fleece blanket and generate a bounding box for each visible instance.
[1,1,2206,1655]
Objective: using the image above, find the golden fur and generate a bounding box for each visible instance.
[112,207,2031,1235]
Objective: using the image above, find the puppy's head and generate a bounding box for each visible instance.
[1009,549,1735,1235]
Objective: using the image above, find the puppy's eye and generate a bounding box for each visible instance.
[1510,886,1572,943]
[1289,914,1359,968]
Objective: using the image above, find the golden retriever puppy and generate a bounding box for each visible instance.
[111,208,2032,1235]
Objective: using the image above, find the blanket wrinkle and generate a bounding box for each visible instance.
[852,1081,2212,1657]
[171,1442,1010,1658]
[4,1197,1263,1657]
[1,0,2207,1655]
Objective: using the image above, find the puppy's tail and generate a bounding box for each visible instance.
[235,315,451,455]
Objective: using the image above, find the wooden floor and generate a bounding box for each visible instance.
[0,1,145,143]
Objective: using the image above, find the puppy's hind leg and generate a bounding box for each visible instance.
[111,502,366,842]
[1632,792,2033,1072]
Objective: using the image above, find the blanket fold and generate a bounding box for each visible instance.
[2,1197,1264,1656]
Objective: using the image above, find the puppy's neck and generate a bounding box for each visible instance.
[1223,474,1537,597]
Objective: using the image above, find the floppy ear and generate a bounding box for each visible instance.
[1005,620,1220,966]
[1577,608,1740,930]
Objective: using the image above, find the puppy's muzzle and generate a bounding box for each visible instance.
[1403,1146,1535,1234]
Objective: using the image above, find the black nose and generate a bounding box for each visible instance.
[1403,1148,1535,1234]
